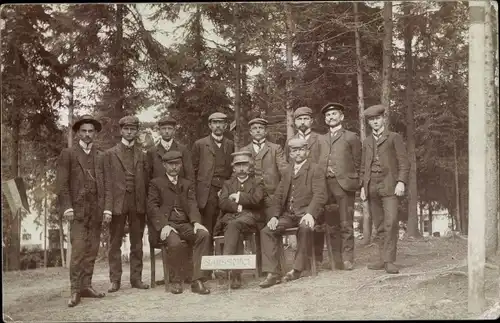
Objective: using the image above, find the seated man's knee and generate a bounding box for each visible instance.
[298,223,314,235]
[196,229,210,241]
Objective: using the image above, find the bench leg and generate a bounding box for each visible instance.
[150,246,156,288]
[255,232,263,277]
[248,234,259,279]
[324,225,336,271]
[161,246,169,292]
[311,234,317,276]
[278,237,287,276]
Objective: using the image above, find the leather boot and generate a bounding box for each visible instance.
[108,282,121,293]
[68,292,81,307]
[259,273,281,288]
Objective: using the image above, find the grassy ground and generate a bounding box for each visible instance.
[2,237,499,321]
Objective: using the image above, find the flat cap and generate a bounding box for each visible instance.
[162,150,183,163]
[119,115,140,127]
[231,150,253,166]
[288,137,308,148]
[248,118,268,126]
[364,104,386,118]
[72,114,102,132]
[208,112,228,121]
[321,102,346,114]
[293,107,313,119]
[158,115,176,126]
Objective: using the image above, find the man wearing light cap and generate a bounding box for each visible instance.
[241,117,288,197]
[147,150,211,295]
[259,138,327,288]
[192,112,234,239]
[318,102,362,271]
[105,115,150,292]
[360,104,409,274]
[146,115,194,183]
[215,150,267,289]
[57,114,110,307]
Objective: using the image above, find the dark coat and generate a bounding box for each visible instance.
[218,175,266,216]
[147,175,201,232]
[266,160,327,221]
[360,128,410,197]
[192,135,234,208]
[104,143,149,215]
[287,131,322,164]
[146,141,194,182]
[318,128,362,192]
[56,145,110,222]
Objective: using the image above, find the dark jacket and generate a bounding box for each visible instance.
[146,141,194,182]
[287,131,323,164]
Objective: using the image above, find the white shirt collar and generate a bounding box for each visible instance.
[166,173,178,184]
[121,138,135,147]
[237,175,249,183]
[79,140,93,152]
[161,138,173,150]
[298,129,311,140]
[373,126,385,137]
[293,159,307,173]
[329,124,343,134]
[252,138,266,145]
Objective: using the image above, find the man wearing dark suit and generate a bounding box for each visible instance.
[192,112,235,236]
[318,102,362,271]
[105,115,150,292]
[289,106,325,267]
[216,151,266,289]
[259,138,327,288]
[57,115,110,307]
[241,118,288,198]
[147,150,211,295]
[360,104,410,274]
[146,115,194,182]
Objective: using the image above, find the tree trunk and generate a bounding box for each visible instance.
[419,201,424,235]
[44,170,48,268]
[233,3,241,150]
[285,3,295,140]
[241,64,250,144]
[261,10,270,117]
[453,140,462,233]
[428,202,433,236]
[403,2,420,238]
[381,1,393,129]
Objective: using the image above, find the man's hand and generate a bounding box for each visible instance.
[300,213,315,228]
[103,212,112,224]
[360,187,366,201]
[394,182,405,197]
[160,225,178,241]
[193,222,208,233]
[267,217,279,231]
[229,191,240,202]
[217,190,222,198]
[64,211,74,222]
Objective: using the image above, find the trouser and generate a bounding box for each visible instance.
[201,185,222,237]
[165,222,211,283]
[260,214,313,274]
[325,178,356,264]
[69,193,102,293]
[367,174,399,263]
[108,192,146,284]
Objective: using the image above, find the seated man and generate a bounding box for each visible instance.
[147,150,211,295]
[259,138,327,288]
[215,151,266,289]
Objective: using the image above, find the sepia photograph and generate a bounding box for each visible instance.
[1,1,499,321]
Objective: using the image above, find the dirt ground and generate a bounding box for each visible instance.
[2,237,499,321]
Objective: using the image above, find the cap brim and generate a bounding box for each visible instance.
[164,158,183,163]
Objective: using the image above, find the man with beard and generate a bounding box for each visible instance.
[105,115,150,293]
[215,151,266,289]
[146,115,194,182]
[318,102,362,271]
[192,112,235,237]
[147,150,211,295]
[56,114,110,307]
[259,138,327,288]
[360,104,409,274]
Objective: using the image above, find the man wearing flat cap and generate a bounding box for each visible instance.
[57,114,110,307]
[147,115,194,183]
[215,150,267,289]
[318,102,362,271]
[147,150,211,295]
[192,112,235,238]
[241,117,288,198]
[259,138,327,288]
[104,115,150,292]
[360,104,409,274]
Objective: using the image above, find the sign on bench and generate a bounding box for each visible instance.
[201,255,256,270]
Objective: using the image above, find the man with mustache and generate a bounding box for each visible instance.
[259,138,327,288]
[147,150,211,295]
[360,104,409,274]
[215,151,266,289]
[105,115,150,293]
[318,102,362,271]
[56,114,110,307]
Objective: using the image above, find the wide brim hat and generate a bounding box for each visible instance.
[72,114,102,132]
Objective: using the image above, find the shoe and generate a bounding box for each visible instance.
[259,273,281,288]
[315,261,322,271]
[384,262,399,274]
[108,282,121,293]
[80,287,105,298]
[230,273,242,290]
[131,281,150,289]
[367,261,385,270]
[68,292,81,307]
[170,282,183,294]
[334,262,344,270]
[191,279,210,295]
[283,269,301,282]
[343,261,354,271]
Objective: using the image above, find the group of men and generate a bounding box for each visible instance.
[57,101,409,307]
